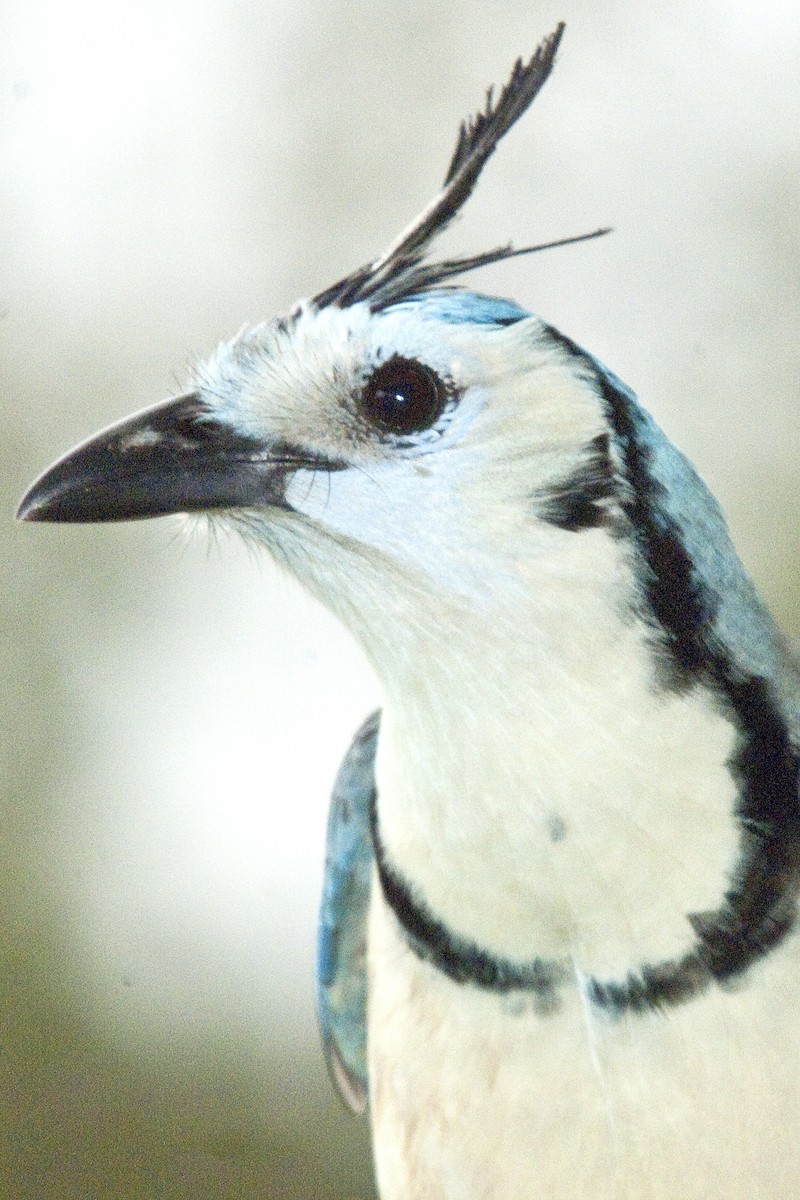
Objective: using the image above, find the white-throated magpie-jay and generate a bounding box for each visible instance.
[17,24,800,1200]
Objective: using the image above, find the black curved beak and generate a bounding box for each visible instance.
[16,393,292,523]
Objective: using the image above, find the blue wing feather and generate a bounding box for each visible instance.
[316,710,380,1115]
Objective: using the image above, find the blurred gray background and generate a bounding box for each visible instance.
[2,1,798,1197]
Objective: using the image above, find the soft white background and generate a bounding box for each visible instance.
[2,2,798,1197]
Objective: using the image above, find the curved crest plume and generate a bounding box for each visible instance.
[313,23,609,312]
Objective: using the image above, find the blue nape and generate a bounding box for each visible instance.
[386,289,530,326]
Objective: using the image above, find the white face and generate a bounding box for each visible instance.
[192,293,610,617]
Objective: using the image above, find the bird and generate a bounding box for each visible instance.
[16,22,800,1200]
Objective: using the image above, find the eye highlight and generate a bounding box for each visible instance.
[357,355,447,436]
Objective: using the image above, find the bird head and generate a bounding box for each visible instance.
[16,24,615,683]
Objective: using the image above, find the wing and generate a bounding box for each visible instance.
[316,710,380,1115]
[776,631,800,746]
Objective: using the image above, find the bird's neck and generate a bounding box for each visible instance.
[369,540,742,986]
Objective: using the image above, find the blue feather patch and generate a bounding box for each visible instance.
[316,711,380,1114]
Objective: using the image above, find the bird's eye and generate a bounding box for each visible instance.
[358,355,447,436]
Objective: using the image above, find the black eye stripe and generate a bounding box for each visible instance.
[357,355,447,437]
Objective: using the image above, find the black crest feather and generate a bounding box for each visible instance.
[313,23,608,312]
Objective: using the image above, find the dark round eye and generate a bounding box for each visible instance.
[358,355,447,436]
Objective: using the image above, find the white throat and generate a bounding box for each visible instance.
[368,527,741,985]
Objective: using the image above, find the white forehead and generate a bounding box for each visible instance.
[191,293,608,481]
[192,298,500,448]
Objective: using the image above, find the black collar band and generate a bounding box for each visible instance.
[368,791,568,1005]
[369,770,798,1015]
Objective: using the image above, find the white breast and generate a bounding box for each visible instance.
[368,894,800,1200]
[372,556,742,982]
